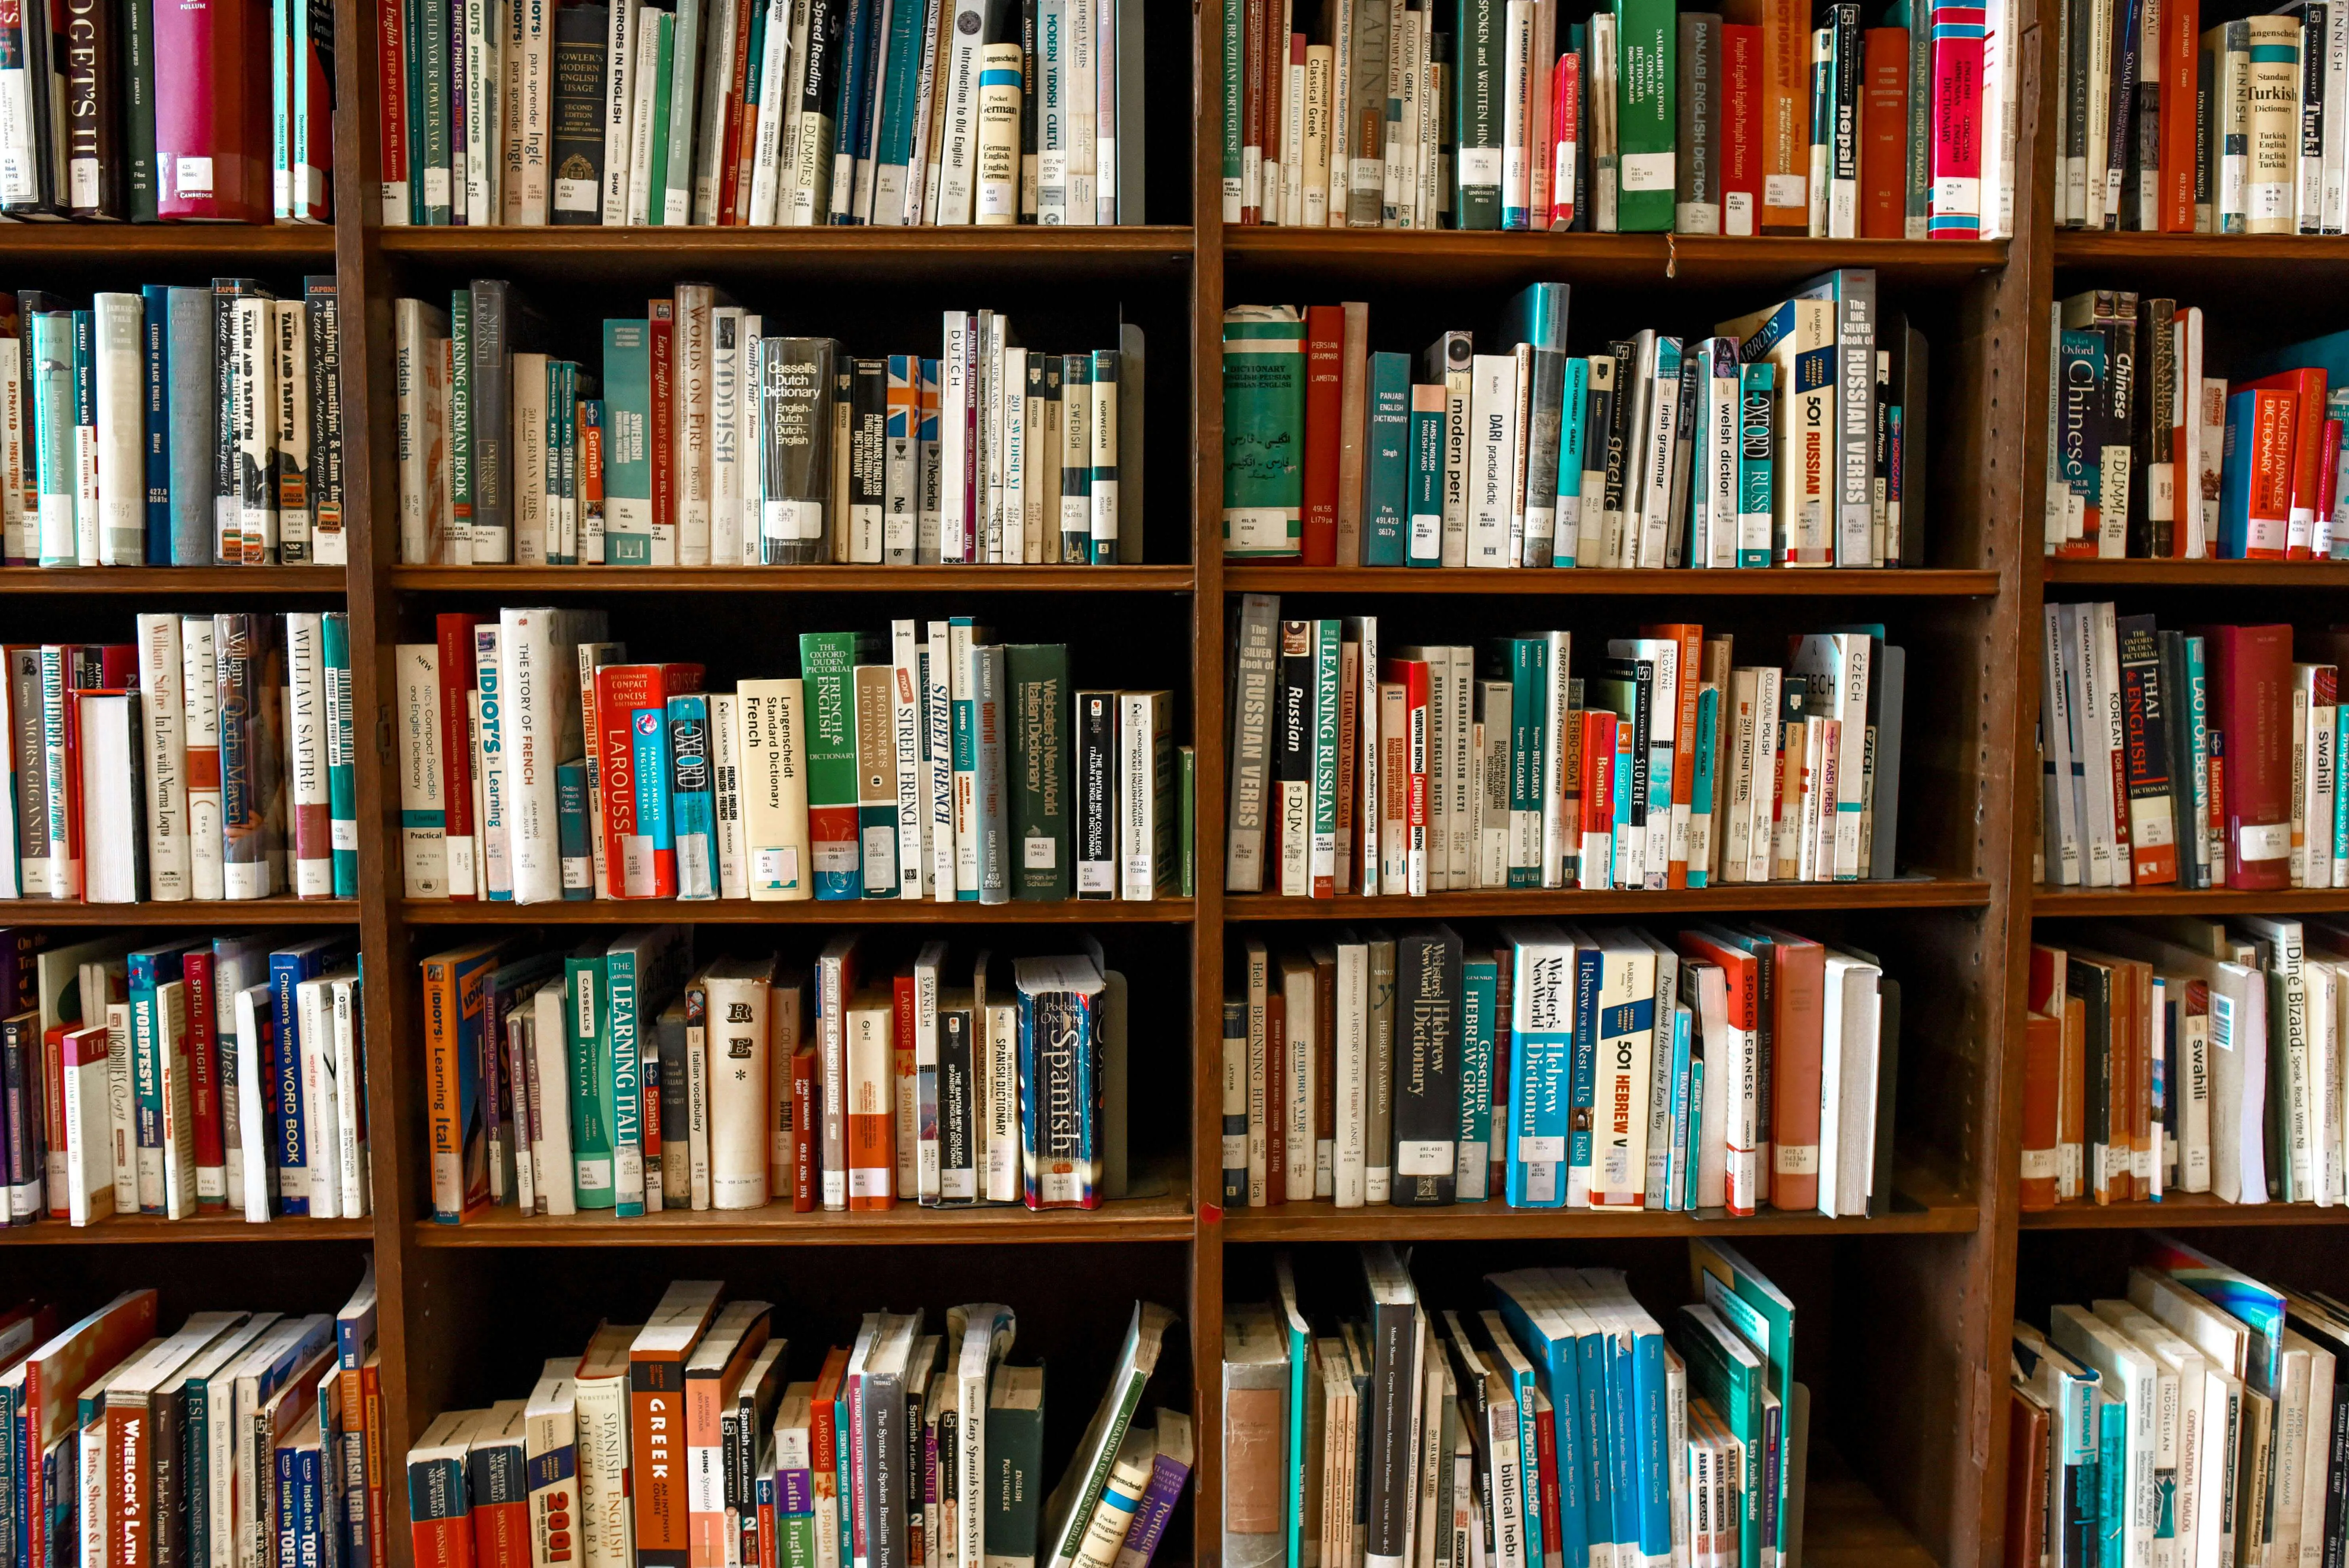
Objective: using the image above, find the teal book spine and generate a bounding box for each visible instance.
[1664,1004,1692,1205]
[663,0,701,223]
[1687,683,1718,888]
[1682,1055,1703,1208]
[1612,0,1676,231]
[1362,351,1410,565]
[1736,361,1775,567]
[1407,382,1444,565]
[323,611,359,897]
[1221,306,1307,557]
[1456,0,1501,226]
[557,760,594,898]
[1458,956,1496,1199]
[31,313,73,567]
[876,0,925,199]
[797,629,870,899]
[602,320,654,563]
[606,945,646,1216]
[1507,636,1545,886]
[1553,354,1589,564]
[566,955,615,1208]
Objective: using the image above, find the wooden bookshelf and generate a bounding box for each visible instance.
[0,0,2117,1563]
[2042,558,2349,586]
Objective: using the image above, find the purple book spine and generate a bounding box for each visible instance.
[1113,1455,1191,1568]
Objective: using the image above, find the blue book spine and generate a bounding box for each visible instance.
[666,693,716,900]
[1553,356,1589,565]
[299,1444,325,1568]
[1688,685,1719,888]
[140,285,171,562]
[1628,1324,1670,1563]
[0,1384,15,1567]
[557,760,594,899]
[2098,1395,2126,1567]
[1566,945,1601,1205]
[2219,389,2256,560]
[1505,1000,1570,1210]
[1610,726,1635,886]
[1604,1333,1636,1558]
[1664,1006,1693,1208]
[1737,362,1776,567]
[129,955,164,1196]
[1458,958,1495,1201]
[277,1446,300,1568]
[833,1391,852,1567]
[1683,1055,1705,1210]
[271,952,314,1215]
[1571,1328,1613,1564]
[633,709,676,866]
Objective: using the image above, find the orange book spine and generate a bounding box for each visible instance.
[1766,941,1824,1212]
[1860,29,1907,238]
[631,1354,690,1568]
[685,1369,727,1568]
[845,995,895,1210]
[1644,623,1705,888]
[1760,0,1808,231]
[2162,0,2200,229]
[891,972,919,1201]
[2020,1011,2061,1211]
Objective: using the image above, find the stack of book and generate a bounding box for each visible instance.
[0,930,366,1227]
[1224,276,1926,569]
[402,1287,1183,1568]
[1225,600,1905,896]
[1228,922,1897,1215]
[2046,295,2349,561]
[1224,1243,1804,1568]
[380,0,1146,226]
[424,928,1147,1220]
[0,614,358,906]
[1222,0,2020,238]
[2056,2,2349,237]
[0,1,329,223]
[2035,613,2349,894]
[0,283,347,568]
[397,289,1142,566]
[0,1281,385,1568]
[2023,915,2349,1211]
[399,612,1188,905]
[2008,1238,2349,1568]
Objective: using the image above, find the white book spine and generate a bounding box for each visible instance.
[890,622,928,899]
[601,0,639,221]
[533,985,577,1214]
[626,19,663,223]
[1467,355,1518,566]
[134,615,190,901]
[712,310,743,564]
[941,313,970,560]
[473,625,509,899]
[287,614,333,898]
[181,618,222,900]
[1117,691,1166,900]
[331,978,367,1215]
[707,974,770,1209]
[678,289,714,564]
[983,997,1018,1200]
[92,294,144,566]
[925,626,956,902]
[711,694,747,900]
[935,0,987,222]
[1065,0,1095,219]
[502,608,567,903]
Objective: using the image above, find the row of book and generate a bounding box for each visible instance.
[0,615,358,907]
[1223,1242,1802,1568]
[2023,915,2349,1212]
[0,1280,384,1568]
[1224,600,1907,897]
[2036,612,2344,894]
[2045,294,2349,561]
[403,1286,1181,1568]
[2,930,367,1228]
[2006,1238,2349,1568]
[396,289,1143,567]
[1227,920,1897,1216]
[0,0,328,223]
[425,928,1143,1221]
[2055,0,2349,236]
[1219,0,2020,238]
[398,612,1189,905]
[0,283,348,568]
[1223,274,1926,571]
[380,0,1146,226]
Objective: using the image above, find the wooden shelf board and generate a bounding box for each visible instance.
[2033,885,2349,914]
[1227,878,1988,920]
[0,225,335,261]
[0,898,357,925]
[1800,1446,1939,1568]
[0,1216,373,1244]
[1226,566,1998,596]
[1223,229,2008,287]
[2052,231,2349,265]
[2021,1193,2349,1228]
[1217,1197,1977,1242]
[401,897,1195,923]
[2044,558,2349,585]
[377,226,1195,281]
[391,565,1195,593]
[415,1196,1194,1246]
[0,566,345,593]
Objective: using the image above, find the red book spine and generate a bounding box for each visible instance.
[473,1479,530,1568]
[716,14,756,223]
[1301,305,1343,565]
[1926,2,1985,238]
[1721,27,1762,236]
[2162,0,2200,230]
[791,1046,816,1210]
[153,0,269,220]
[1551,53,1580,229]
[1532,1399,1564,1558]
[362,1361,389,1568]
[890,971,917,1201]
[436,613,480,899]
[2198,623,2294,890]
[1860,28,1908,238]
[111,1404,142,1568]
[183,951,225,1201]
[649,302,676,548]
[2241,370,2327,555]
[41,1022,65,1216]
[595,663,703,897]
[98,645,136,686]
[1581,710,1616,886]
[376,0,410,221]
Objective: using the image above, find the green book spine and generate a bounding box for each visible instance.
[406,0,427,220]
[663,0,701,223]
[1455,0,1500,226]
[876,0,925,206]
[605,943,646,1216]
[1362,351,1410,565]
[1311,619,1339,886]
[1903,0,1930,236]
[1220,0,1242,219]
[565,955,616,1208]
[1553,354,1589,563]
[420,0,453,220]
[1676,1308,1763,1568]
[603,320,653,563]
[1177,744,1195,896]
[323,611,358,897]
[448,291,474,546]
[1221,305,1306,557]
[796,629,868,900]
[983,1379,1046,1564]
[647,11,676,224]
[1612,0,1676,231]
[1005,642,1072,901]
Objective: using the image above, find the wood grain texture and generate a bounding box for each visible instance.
[0,1216,375,1244]
[390,565,1196,592]
[0,566,346,593]
[400,897,1196,923]
[0,898,359,924]
[1224,566,2002,595]
[412,1196,1195,1246]
[2044,558,2349,585]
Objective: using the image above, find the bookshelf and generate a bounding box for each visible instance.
[11,0,2280,1561]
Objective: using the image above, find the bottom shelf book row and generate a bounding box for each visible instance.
[1225,1240,1806,1568]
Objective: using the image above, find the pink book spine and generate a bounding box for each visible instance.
[1925,0,1984,238]
[1549,53,1578,229]
[1528,46,1553,224]
[154,0,267,220]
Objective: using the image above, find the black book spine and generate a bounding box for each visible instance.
[867,1367,904,1568]
[122,0,155,221]
[2304,6,2327,235]
[1364,1294,1415,1557]
[2103,0,2141,231]
[851,355,886,552]
[551,4,612,224]
[212,280,256,564]
[1389,924,1461,1205]
[1018,0,1037,219]
[760,336,835,564]
[1601,340,1635,520]
[151,1383,183,1568]
[305,278,343,551]
[470,280,511,555]
[939,1006,975,1203]
[1073,688,1117,898]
